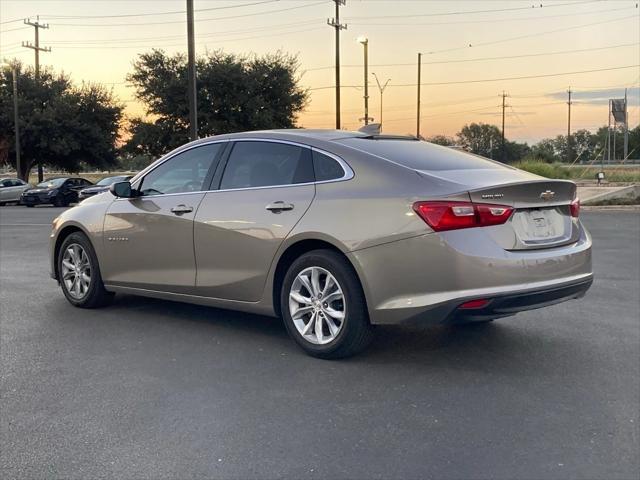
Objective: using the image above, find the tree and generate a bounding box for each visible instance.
[529,138,559,163]
[456,123,504,160]
[426,134,455,146]
[125,49,309,156]
[0,63,123,180]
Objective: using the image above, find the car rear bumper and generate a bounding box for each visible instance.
[348,221,593,325]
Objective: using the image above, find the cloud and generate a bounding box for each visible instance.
[546,87,640,105]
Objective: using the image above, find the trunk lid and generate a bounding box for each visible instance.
[417,169,579,250]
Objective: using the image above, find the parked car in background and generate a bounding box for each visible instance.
[21,177,93,207]
[0,178,32,205]
[49,130,592,358]
[78,175,133,202]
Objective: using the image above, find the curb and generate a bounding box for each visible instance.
[582,205,640,212]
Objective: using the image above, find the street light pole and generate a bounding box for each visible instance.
[2,63,21,179]
[372,73,390,132]
[358,36,370,126]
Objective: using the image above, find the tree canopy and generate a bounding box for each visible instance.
[0,63,124,180]
[124,49,309,157]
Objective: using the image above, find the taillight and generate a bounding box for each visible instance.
[570,198,580,218]
[413,201,514,232]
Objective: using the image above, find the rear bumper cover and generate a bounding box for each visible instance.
[447,276,593,324]
[348,221,593,325]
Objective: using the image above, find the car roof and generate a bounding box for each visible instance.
[191,129,369,145]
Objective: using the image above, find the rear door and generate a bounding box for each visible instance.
[193,140,315,301]
[102,142,224,293]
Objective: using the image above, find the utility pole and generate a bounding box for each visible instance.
[23,16,50,182]
[623,88,629,159]
[327,0,346,130]
[416,52,421,138]
[501,91,509,162]
[372,73,390,132]
[567,87,572,163]
[12,67,21,180]
[186,0,198,141]
[607,99,612,164]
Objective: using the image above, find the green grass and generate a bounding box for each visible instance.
[512,160,640,183]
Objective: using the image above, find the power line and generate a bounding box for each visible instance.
[390,65,640,87]
[40,0,278,19]
[344,0,600,20]
[47,2,327,27]
[304,42,640,71]
[422,14,638,55]
[45,19,322,44]
[48,26,327,49]
[349,4,634,26]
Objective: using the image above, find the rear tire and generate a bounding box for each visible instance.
[58,232,114,308]
[26,204,34,208]
[280,249,374,359]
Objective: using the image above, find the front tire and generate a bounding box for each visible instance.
[280,249,374,359]
[58,232,113,308]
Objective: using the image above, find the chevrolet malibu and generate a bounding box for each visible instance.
[50,130,593,358]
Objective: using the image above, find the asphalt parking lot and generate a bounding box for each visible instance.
[1,206,638,479]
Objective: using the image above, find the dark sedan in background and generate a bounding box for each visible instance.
[78,175,133,202]
[21,177,93,207]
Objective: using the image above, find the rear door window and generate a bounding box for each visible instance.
[220,141,313,189]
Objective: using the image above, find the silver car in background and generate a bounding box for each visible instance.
[49,130,592,358]
[0,177,32,205]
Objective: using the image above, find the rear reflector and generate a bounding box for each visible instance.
[570,198,580,218]
[459,299,490,309]
[413,201,514,232]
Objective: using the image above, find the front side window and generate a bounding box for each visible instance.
[220,141,313,190]
[139,143,222,196]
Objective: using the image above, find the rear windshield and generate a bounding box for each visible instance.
[337,138,508,171]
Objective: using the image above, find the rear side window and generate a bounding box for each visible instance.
[337,138,508,171]
[220,141,313,189]
[312,151,345,181]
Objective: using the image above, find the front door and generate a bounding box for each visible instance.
[193,140,315,301]
[102,142,224,293]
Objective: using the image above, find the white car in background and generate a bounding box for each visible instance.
[0,178,32,205]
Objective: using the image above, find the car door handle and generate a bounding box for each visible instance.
[265,201,294,213]
[170,204,194,215]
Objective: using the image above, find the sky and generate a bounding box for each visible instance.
[1,0,639,144]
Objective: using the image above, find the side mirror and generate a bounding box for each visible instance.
[110,181,133,198]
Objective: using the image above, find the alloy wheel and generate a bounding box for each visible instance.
[61,243,92,300]
[289,266,346,345]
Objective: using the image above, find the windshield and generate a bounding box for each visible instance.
[36,178,66,188]
[337,138,509,172]
[96,176,127,186]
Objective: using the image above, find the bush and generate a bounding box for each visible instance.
[512,160,571,179]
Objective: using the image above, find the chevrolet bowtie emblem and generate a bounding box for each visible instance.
[540,190,555,201]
